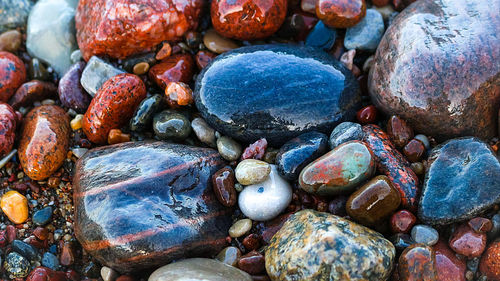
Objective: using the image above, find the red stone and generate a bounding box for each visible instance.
[468,217,492,234]
[9,80,57,109]
[242,233,261,251]
[390,210,416,234]
[0,102,17,156]
[316,0,366,28]
[6,225,16,242]
[479,241,500,281]
[33,227,49,240]
[60,242,75,266]
[434,239,466,281]
[398,244,438,281]
[356,105,377,124]
[116,276,135,281]
[372,0,390,7]
[65,270,80,281]
[449,223,486,258]
[212,167,237,207]
[387,115,414,148]
[237,250,265,275]
[211,0,288,40]
[294,12,318,42]
[83,73,146,144]
[241,138,268,160]
[0,230,7,247]
[392,0,416,11]
[195,50,217,70]
[148,54,194,90]
[26,267,67,281]
[0,52,26,102]
[75,0,203,61]
[403,139,425,162]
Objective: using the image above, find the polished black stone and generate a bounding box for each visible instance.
[306,21,337,51]
[194,44,361,146]
[129,94,163,132]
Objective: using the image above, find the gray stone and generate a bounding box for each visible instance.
[191,117,216,148]
[0,0,32,33]
[153,110,191,141]
[217,136,242,161]
[4,252,30,278]
[41,252,60,270]
[344,9,385,52]
[410,225,439,246]
[80,56,124,96]
[329,122,364,149]
[26,0,77,75]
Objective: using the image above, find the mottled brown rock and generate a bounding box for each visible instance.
[0,102,17,156]
[212,167,237,207]
[398,244,438,281]
[19,105,70,180]
[9,80,57,109]
[369,0,500,141]
[448,223,486,258]
[316,0,366,28]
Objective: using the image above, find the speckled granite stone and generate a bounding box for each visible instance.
[0,0,33,33]
[265,209,395,281]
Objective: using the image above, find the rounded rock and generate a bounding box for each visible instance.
[0,190,28,224]
[212,167,237,207]
[216,246,241,267]
[0,102,17,156]
[316,0,366,28]
[0,30,22,52]
[329,121,364,149]
[152,110,191,141]
[410,225,439,246]
[449,223,487,258]
[148,54,194,90]
[398,244,438,281]
[228,218,252,238]
[4,252,30,278]
[390,209,417,234]
[344,9,384,52]
[235,159,271,185]
[434,239,466,281]
[9,80,58,110]
[479,241,500,281]
[33,206,53,226]
[129,94,163,132]
[203,29,239,54]
[217,136,242,161]
[0,51,26,102]
[192,117,217,147]
[58,62,91,113]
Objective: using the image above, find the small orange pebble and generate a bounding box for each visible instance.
[165,82,193,106]
[108,129,131,145]
[0,190,28,224]
[156,42,172,60]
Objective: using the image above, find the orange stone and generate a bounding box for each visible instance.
[165,82,193,106]
[0,190,28,224]
[108,129,131,145]
[316,0,366,28]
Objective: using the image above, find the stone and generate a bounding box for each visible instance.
[148,54,194,90]
[316,0,366,28]
[344,9,384,52]
[28,58,49,81]
[363,125,419,210]
[238,165,292,221]
[418,137,500,225]
[83,73,146,144]
[194,44,361,146]
[305,21,337,51]
[216,246,241,266]
[101,267,118,281]
[129,94,163,132]
[26,0,77,75]
[4,252,30,278]
[479,241,500,281]
[108,128,130,145]
[42,252,60,270]
[0,102,17,156]
[468,217,492,234]
[203,29,239,54]
[488,214,500,240]
[390,233,415,254]
[212,167,237,207]
[195,50,217,70]
[0,0,32,33]
[19,105,70,180]
[369,0,500,141]
[165,82,193,107]
[33,206,53,226]
[398,244,438,281]
[449,224,486,258]
[228,219,252,238]
[0,190,28,224]
[217,136,242,161]
[329,121,364,149]
[241,138,268,160]
[403,139,425,163]
[58,62,91,113]
[60,242,74,266]
[9,80,57,109]
[390,210,417,234]
[75,0,203,61]
[235,159,271,185]
[0,51,27,102]
[238,251,265,275]
[73,142,231,273]
[191,117,216,147]
[387,115,414,148]
[152,110,191,141]
[434,239,466,281]
[346,175,401,226]
[0,30,22,52]
[80,56,125,97]
[211,0,287,40]
[266,209,395,281]
[148,258,252,281]
[299,140,375,196]
[410,225,439,246]
[356,105,377,124]
[276,131,328,181]
[26,267,68,281]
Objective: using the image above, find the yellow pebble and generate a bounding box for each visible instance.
[70,114,83,131]
[1,190,28,224]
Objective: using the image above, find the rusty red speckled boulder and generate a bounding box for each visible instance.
[75,0,204,61]
[369,0,500,141]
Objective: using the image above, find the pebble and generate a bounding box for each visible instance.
[75,0,203,60]
[71,148,88,159]
[238,165,292,221]
[468,217,492,234]
[83,73,146,144]
[9,80,58,109]
[390,209,417,234]
[390,233,414,254]
[12,240,38,260]
[26,267,69,281]
[70,114,83,131]
[0,0,32,33]
[329,121,364,149]
[0,102,17,156]
[418,138,500,225]
[228,219,252,238]
[194,44,361,146]
[203,29,239,54]
[434,239,467,281]
[356,105,378,124]
[410,225,439,246]
[216,246,241,267]
[403,139,425,162]
[60,242,74,266]
[0,51,27,102]
[211,0,287,40]
[156,43,172,61]
[33,206,53,226]
[152,110,191,141]
[340,49,356,71]
[28,58,49,81]
[305,21,337,51]
[217,136,242,161]
[101,266,118,281]
[4,252,30,278]
[276,131,328,180]
[212,167,237,207]
[479,241,500,281]
[129,94,163,132]
[316,0,366,28]
[346,175,401,226]
[266,210,395,280]
[70,49,82,63]
[148,54,194,90]
[165,82,193,106]
[449,223,486,258]
[373,4,396,21]
[398,244,438,280]
[148,258,252,281]
[42,252,60,270]
[299,140,375,196]
[344,9,384,52]
[241,138,268,160]
[58,62,91,113]
[0,29,22,52]
[191,117,216,147]
[195,50,217,70]
[80,56,125,97]
[369,0,500,141]
[386,115,414,148]
[415,134,430,149]
[488,214,500,240]
[238,250,265,275]
[132,62,150,76]
[26,0,77,75]
[235,159,271,185]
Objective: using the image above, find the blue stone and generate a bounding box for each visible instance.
[275,131,328,180]
[194,44,361,146]
[12,240,38,260]
[344,9,384,52]
[32,206,53,225]
[305,21,336,51]
[329,122,364,149]
[42,252,60,270]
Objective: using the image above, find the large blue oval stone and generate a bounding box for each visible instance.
[194,44,361,146]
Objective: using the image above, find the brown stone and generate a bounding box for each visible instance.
[390,209,416,234]
[0,102,17,156]
[0,51,26,102]
[316,0,366,28]
[386,115,414,148]
[468,217,492,234]
[148,54,194,90]
[211,167,237,207]
[195,50,217,70]
[9,80,57,109]
[237,250,265,275]
[403,139,425,163]
[398,244,438,281]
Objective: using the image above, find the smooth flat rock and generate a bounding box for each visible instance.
[194,44,361,146]
[80,56,124,97]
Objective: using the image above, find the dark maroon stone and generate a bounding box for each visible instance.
[369,0,500,141]
[58,62,91,113]
[211,167,237,207]
[449,223,486,258]
[468,217,492,234]
[237,250,265,275]
[26,267,67,281]
[9,80,57,109]
[73,141,231,273]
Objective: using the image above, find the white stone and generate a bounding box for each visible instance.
[235,159,271,185]
[80,56,124,96]
[238,165,292,221]
[100,266,118,281]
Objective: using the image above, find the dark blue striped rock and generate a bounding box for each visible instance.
[194,44,361,146]
[73,142,230,273]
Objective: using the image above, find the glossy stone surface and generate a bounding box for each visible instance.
[80,56,124,97]
[19,105,70,180]
[9,80,57,109]
[387,115,413,148]
[479,241,500,281]
[58,62,91,113]
[152,110,191,141]
[468,217,492,234]
[26,267,68,281]
[0,0,32,33]
[276,131,328,181]
[129,94,163,132]
[403,139,425,163]
[344,9,384,52]
[418,137,500,225]
[329,121,364,149]
[73,142,231,273]
[0,102,17,156]
[238,165,292,221]
[434,240,466,281]
[305,21,336,51]
[356,105,378,124]
[316,0,366,28]
[299,140,375,196]
[191,117,216,147]
[75,0,203,61]
[148,258,252,281]
[83,73,146,144]
[33,206,53,226]
[216,246,241,266]
[0,51,27,102]
[363,125,419,210]
[0,190,28,224]
[398,244,438,281]
[148,54,194,90]
[194,44,361,146]
[410,225,439,246]
[0,29,22,53]
[211,0,287,40]
[235,159,271,185]
[449,224,486,258]
[212,167,237,207]
[346,175,401,226]
[369,0,500,141]
[241,138,267,160]
[390,210,417,234]
[4,252,30,278]
[266,210,395,281]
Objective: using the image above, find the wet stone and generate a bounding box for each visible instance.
[410,225,439,246]
[12,240,38,260]
[26,266,68,281]
[0,51,27,102]
[42,252,60,270]
[191,117,216,147]
[228,218,252,238]
[329,121,364,149]
[488,214,500,240]
[449,224,486,258]
[129,94,163,132]
[0,0,33,33]
[235,159,271,186]
[33,206,53,226]
[305,21,337,51]
[241,138,268,160]
[203,29,239,54]
[195,50,217,70]
[468,218,492,234]
[217,136,242,161]
[403,139,425,162]
[0,29,22,52]
[387,115,414,148]
[344,9,384,52]
[9,80,58,109]
[390,209,417,234]
[479,241,500,281]
[356,105,378,124]
[153,110,191,141]
[0,102,17,156]
[80,56,124,97]
[29,58,49,81]
[216,246,241,267]
[398,244,438,281]
[316,0,366,28]
[4,252,30,278]
[148,54,194,90]
[390,233,414,254]
[212,167,237,207]
[434,239,466,281]
[238,251,265,275]
[58,62,91,113]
